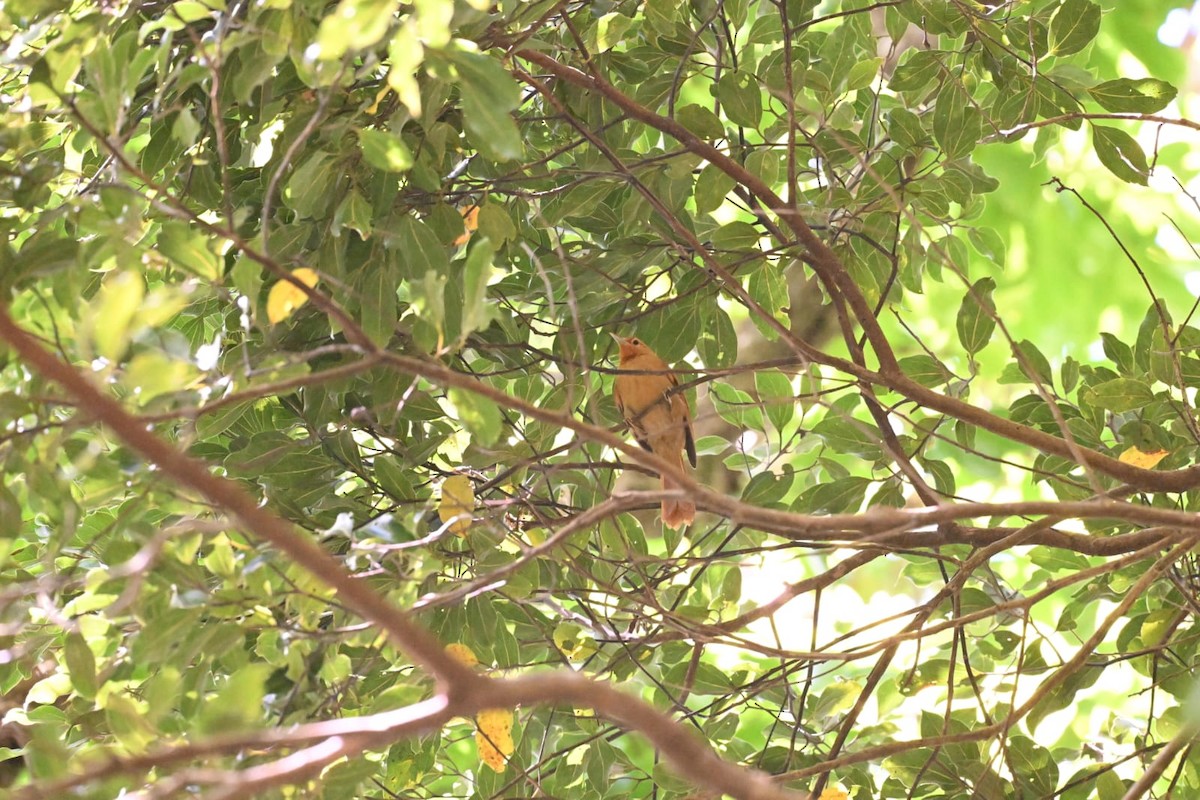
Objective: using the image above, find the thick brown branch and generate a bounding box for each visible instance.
[0,306,478,691]
[0,309,805,800]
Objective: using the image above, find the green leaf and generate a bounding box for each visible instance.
[157,222,221,280]
[718,565,742,604]
[0,482,20,533]
[711,221,761,252]
[90,271,145,362]
[196,663,272,734]
[375,455,415,498]
[322,758,378,797]
[231,42,285,103]
[643,300,701,364]
[172,0,218,23]
[812,416,883,460]
[796,477,870,514]
[967,226,1006,267]
[387,21,423,114]
[747,264,788,340]
[1061,357,1080,393]
[358,260,398,348]
[442,49,522,161]
[812,680,863,721]
[845,57,882,91]
[458,237,496,344]
[745,148,779,187]
[1095,769,1128,800]
[449,386,502,447]
[898,354,952,387]
[315,0,399,58]
[922,458,956,495]
[395,215,450,279]
[1083,378,1153,413]
[124,351,197,405]
[717,70,762,129]
[1014,339,1053,385]
[755,369,795,432]
[664,661,734,695]
[103,691,157,752]
[196,400,253,439]
[1049,0,1101,56]
[889,50,942,93]
[934,84,983,160]
[897,0,965,36]
[557,180,618,221]
[698,305,738,368]
[956,277,997,357]
[709,382,763,430]
[285,152,339,218]
[1100,333,1134,375]
[413,269,446,340]
[694,163,735,215]
[477,203,516,244]
[888,107,927,148]
[740,470,794,506]
[676,103,724,138]
[64,633,97,699]
[359,128,414,173]
[1091,124,1148,185]
[1088,78,1177,113]
[1026,665,1101,734]
[869,478,906,508]
[333,189,374,239]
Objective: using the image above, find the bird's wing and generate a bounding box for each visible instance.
[683,413,697,467]
[665,370,697,468]
[614,379,653,453]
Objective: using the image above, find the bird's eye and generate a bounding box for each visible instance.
[631,338,640,345]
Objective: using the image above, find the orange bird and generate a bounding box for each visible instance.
[611,334,697,529]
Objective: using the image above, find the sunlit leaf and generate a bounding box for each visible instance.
[475,708,514,772]
[445,642,479,666]
[266,268,320,324]
[1088,78,1177,113]
[90,270,145,361]
[359,128,414,173]
[1084,377,1153,413]
[1119,446,1168,468]
[438,475,474,537]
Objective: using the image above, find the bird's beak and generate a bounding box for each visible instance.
[610,332,627,345]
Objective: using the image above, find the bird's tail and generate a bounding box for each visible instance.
[660,451,695,530]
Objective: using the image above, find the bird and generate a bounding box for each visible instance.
[610,333,697,529]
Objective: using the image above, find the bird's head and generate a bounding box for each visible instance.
[611,333,652,364]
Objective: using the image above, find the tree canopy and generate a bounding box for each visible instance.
[2,0,1200,798]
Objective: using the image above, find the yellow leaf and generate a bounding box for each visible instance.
[438,475,474,536]
[1119,446,1169,469]
[552,622,596,661]
[818,789,849,800]
[475,707,514,772]
[266,268,319,324]
[453,205,480,246]
[445,643,478,667]
[366,84,391,114]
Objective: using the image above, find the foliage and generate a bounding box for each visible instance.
[1,0,1199,798]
